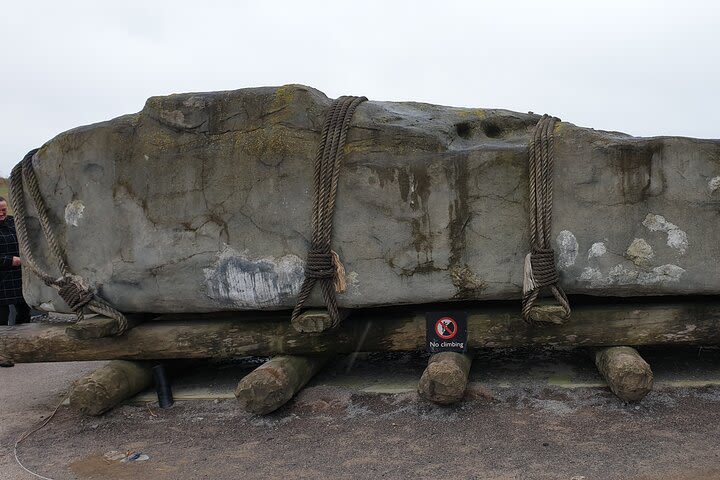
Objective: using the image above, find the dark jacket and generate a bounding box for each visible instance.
[0,216,24,305]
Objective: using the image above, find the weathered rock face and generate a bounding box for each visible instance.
[17,85,720,313]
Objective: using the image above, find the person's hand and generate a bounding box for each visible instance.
[11,256,21,267]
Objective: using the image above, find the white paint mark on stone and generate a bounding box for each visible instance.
[579,267,604,287]
[709,176,720,192]
[587,242,607,260]
[648,264,686,283]
[204,247,305,308]
[642,213,670,232]
[346,271,360,291]
[345,271,362,297]
[579,263,685,287]
[608,264,639,284]
[666,229,688,254]
[642,213,688,254]
[556,230,578,269]
[64,200,85,227]
[625,238,654,267]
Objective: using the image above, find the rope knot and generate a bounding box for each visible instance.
[305,250,335,279]
[521,114,572,324]
[529,248,559,288]
[304,249,347,293]
[56,275,95,312]
[291,95,367,327]
[523,249,559,296]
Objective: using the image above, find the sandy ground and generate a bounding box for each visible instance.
[1,348,720,480]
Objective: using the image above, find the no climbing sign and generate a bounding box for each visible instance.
[426,312,468,353]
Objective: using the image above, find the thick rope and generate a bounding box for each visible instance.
[292,95,367,328]
[10,150,129,334]
[522,115,571,324]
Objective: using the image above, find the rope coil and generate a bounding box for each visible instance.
[304,251,335,279]
[292,95,367,328]
[10,149,129,334]
[522,115,571,324]
[56,275,95,313]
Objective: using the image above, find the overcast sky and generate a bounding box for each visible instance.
[1,0,718,177]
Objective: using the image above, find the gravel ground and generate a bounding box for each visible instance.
[1,348,720,480]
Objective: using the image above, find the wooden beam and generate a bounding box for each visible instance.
[595,346,654,402]
[528,304,568,325]
[1,301,719,363]
[418,352,473,404]
[0,353,13,367]
[291,309,349,333]
[69,360,154,415]
[234,355,328,415]
[65,314,150,340]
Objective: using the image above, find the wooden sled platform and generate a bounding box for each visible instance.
[2,298,717,413]
[2,299,719,364]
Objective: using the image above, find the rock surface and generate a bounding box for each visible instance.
[15,85,720,313]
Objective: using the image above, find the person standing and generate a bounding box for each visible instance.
[0,196,30,325]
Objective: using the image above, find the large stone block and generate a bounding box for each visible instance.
[15,85,720,313]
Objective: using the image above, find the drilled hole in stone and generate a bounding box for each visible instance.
[456,122,472,139]
[481,121,504,138]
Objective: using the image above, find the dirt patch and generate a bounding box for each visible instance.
[6,385,720,480]
[3,349,720,479]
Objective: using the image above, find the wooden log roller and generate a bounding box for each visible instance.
[418,352,474,404]
[594,346,653,402]
[235,355,329,415]
[69,360,154,415]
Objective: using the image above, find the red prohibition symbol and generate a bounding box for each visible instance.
[435,317,458,340]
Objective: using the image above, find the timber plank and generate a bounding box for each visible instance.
[1,301,719,363]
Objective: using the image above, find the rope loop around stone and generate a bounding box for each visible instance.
[292,95,367,328]
[522,115,571,324]
[56,275,95,312]
[10,149,130,334]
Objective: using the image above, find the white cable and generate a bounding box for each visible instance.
[13,395,66,480]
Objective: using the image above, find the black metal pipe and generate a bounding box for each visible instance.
[152,364,174,408]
